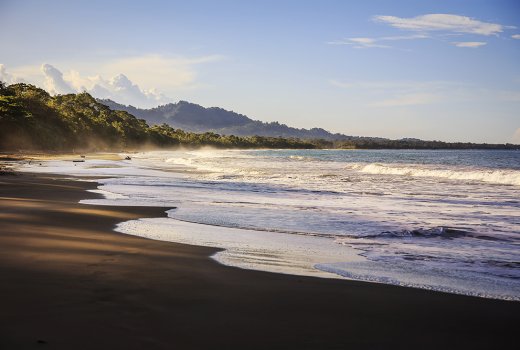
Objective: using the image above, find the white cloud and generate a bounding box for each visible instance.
[373,14,504,36]
[101,54,224,91]
[328,38,388,49]
[349,37,376,45]
[41,64,76,94]
[106,73,169,107]
[328,34,427,48]
[512,34,520,39]
[53,54,224,94]
[65,68,170,108]
[329,79,354,89]
[63,70,95,91]
[0,64,14,84]
[451,41,487,48]
[382,34,430,41]
[0,64,26,84]
[331,14,509,50]
[345,37,389,49]
[4,64,41,84]
[2,63,171,108]
[0,55,224,108]
[0,54,223,108]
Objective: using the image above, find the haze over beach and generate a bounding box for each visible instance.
[1,1,519,349]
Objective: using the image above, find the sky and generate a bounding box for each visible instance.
[1,0,519,143]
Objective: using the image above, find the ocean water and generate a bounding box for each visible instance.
[22,149,520,300]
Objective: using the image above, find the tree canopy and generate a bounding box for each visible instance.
[1,82,516,151]
[0,83,317,151]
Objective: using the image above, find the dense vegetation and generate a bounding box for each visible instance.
[102,98,518,150]
[328,138,518,150]
[1,82,517,151]
[0,82,317,151]
[101,98,349,140]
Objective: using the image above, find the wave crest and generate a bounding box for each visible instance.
[355,163,520,186]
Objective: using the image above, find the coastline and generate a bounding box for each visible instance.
[1,171,519,349]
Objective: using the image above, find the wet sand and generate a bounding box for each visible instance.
[0,172,518,349]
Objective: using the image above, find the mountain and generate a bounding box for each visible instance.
[2,82,514,151]
[98,99,349,140]
[0,83,318,151]
[98,99,519,150]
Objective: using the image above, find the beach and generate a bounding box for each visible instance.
[0,170,519,349]
[19,149,519,300]
[3,1,519,347]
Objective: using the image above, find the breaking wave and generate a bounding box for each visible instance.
[351,226,469,239]
[354,163,520,186]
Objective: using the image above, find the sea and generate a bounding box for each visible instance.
[23,149,520,300]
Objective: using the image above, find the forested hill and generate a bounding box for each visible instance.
[99,99,347,140]
[0,83,317,151]
[98,99,519,150]
[1,82,517,151]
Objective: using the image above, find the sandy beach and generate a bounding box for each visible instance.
[0,171,519,349]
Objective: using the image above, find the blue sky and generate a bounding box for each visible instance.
[1,0,519,143]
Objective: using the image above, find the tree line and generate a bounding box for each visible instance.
[0,82,317,151]
[1,82,517,151]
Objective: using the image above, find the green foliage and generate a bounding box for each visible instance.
[1,82,515,151]
[0,82,317,151]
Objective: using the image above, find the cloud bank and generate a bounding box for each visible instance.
[1,54,223,108]
[328,34,427,49]
[100,54,223,92]
[37,63,170,107]
[1,63,170,108]
[330,13,513,50]
[373,14,504,36]
[451,41,487,48]
[0,64,26,84]
[41,64,76,94]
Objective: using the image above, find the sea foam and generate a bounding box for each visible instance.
[355,163,520,186]
[18,149,520,301]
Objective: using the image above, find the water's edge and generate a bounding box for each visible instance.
[16,152,520,301]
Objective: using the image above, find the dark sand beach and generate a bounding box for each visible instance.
[1,172,519,349]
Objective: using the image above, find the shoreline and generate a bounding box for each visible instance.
[1,171,519,349]
[15,151,520,301]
